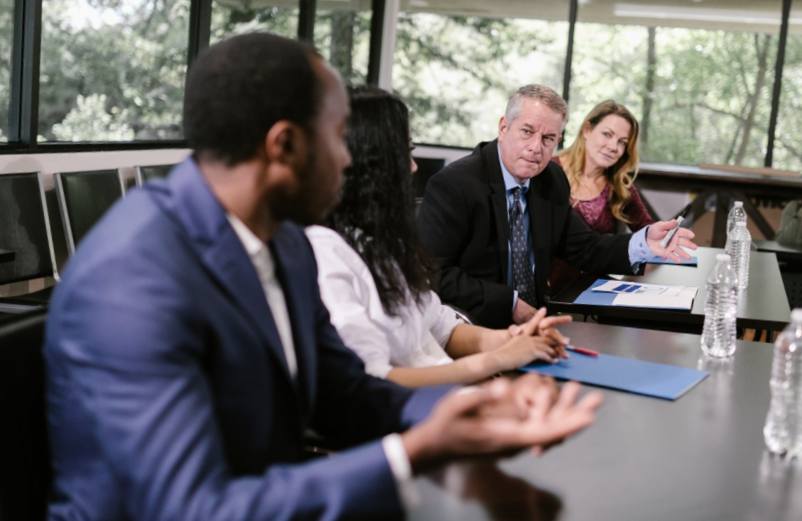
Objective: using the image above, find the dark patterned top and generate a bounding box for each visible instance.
[570,184,654,234]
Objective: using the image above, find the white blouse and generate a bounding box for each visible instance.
[306,225,461,378]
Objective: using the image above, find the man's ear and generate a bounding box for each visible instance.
[498,116,508,136]
[263,121,309,171]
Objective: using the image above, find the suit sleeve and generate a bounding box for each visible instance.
[556,206,634,275]
[417,171,514,327]
[45,261,426,521]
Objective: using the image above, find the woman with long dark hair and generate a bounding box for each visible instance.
[306,86,568,387]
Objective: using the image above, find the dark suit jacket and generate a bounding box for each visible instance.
[417,140,634,328]
[45,158,446,520]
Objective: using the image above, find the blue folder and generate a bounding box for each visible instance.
[573,278,693,310]
[521,351,708,400]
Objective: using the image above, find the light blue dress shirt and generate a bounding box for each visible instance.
[497,146,650,311]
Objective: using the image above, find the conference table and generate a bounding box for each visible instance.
[548,247,790,333]
[411,321,802,521]
[755,240,802,265]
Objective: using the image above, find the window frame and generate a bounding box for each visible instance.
[0,0,794,169]
[1,0,385,154]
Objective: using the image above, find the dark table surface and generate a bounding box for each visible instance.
[755,240,802,265]
[549,247,790,332]
[411,321,802,521]
[0,249,14,263]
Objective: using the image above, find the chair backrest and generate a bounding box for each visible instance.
[0,173,57,285]
[0,311,50,521]
[135,164,174,185]
[412,157,446,198]
[56,169,125,254]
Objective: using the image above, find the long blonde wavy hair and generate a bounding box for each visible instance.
[558,100,640,224]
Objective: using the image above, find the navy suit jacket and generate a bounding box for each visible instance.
[417,140,633,328]
[45,158,446,520]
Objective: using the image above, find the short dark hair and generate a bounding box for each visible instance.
[326,86,431,316]
[184,32,323,165]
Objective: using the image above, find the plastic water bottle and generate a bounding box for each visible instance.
[700,253,738,358]
[726,221,751,290]
[763,309,802,456]
[727,201,746,237]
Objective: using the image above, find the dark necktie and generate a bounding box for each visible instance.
[510,186,536,305]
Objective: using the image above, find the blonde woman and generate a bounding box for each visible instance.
[550,100,654,290]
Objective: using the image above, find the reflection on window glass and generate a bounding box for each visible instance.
[393,3,569,148]
[39,0,190,142]
[315,2,371,86]
[774,29,802,172]
[0,0,13,142]
[570,1,780,167]
[211,0,297,43]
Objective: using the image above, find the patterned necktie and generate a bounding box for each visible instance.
[509,186,536,305]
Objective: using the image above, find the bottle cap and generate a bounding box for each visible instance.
[792,309,802,323]
[716,253,731,262]
[733,201,743,207]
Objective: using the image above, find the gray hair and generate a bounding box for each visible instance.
[504,84,568,122]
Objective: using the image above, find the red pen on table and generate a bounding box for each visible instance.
[565,345,599,357]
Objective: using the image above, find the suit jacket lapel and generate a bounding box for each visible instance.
[162,159,294,385]
[481,140,510,282]
[269,231,315,413]
[529,173,552,303]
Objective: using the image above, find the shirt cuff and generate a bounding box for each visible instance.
[628,226,651,269]
[511,289,519,313]
[382,433,420,510]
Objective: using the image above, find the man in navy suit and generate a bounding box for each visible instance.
[45,33,603,520]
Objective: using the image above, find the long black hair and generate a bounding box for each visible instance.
[326,86,430,316]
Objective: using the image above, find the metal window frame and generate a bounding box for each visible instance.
[765,0,792,168]
[2,0,794,167]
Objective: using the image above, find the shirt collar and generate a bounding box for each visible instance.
[497,143,531,193]
[227,214,266,258]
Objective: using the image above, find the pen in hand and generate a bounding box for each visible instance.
[659,216,685,249]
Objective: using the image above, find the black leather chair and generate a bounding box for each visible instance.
[135,164,175,185]
[0,173,58,311]
[0,311,50,521]
[412,157,445,198]
[56,169,125,254]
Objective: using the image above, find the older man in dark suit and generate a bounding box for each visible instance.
[45,36,603,520]
[417,85,694,329]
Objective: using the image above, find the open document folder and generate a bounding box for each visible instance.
[521,351,708,400]
[574,279,697,310]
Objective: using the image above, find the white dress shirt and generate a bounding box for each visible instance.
[227,215,297,378]
[306,225,461,378]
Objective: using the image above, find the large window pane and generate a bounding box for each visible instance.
[393,2,569,148]
[571,1,781,167]
[39,0,190,142]
[0,0,13,142]
[773,11,802,172]
[211,0,297,43]
[315,1,371,86]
